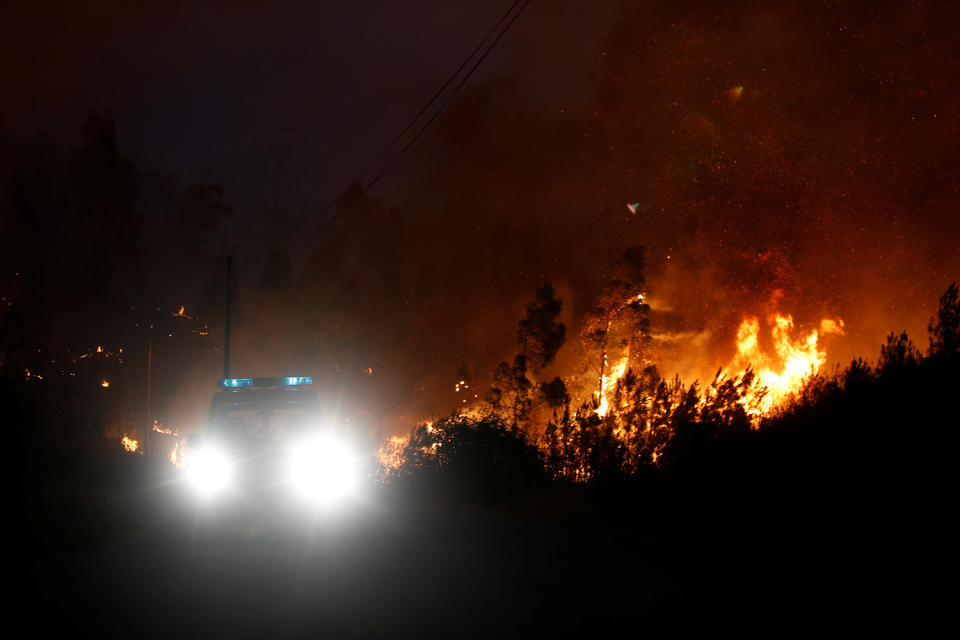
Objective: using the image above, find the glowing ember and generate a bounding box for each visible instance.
[101,379,110,388]
[724,85,744,102]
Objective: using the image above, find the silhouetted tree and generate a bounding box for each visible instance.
[614,369,699,468]
[878,331,921,371]
[928,282,960,358]
[517,282,566,371]
[489,354,534,428]
[698,368,759,435]
[842,357,874,391]
[397,414,545,502]
[299,183,404,371]
[70,111,142,317]
[489,282,567,429]
[539,376,569,410]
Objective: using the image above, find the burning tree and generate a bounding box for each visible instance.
[580,245,651,418]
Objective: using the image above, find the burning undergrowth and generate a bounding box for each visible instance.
[381,280,958,487]
[378,242,894,483]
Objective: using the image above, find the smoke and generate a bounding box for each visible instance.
[6,1,958,440]
[367,0,960,398]
[222,1,960,436]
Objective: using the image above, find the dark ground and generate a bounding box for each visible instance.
[18,471,680,638]
[11,353,957,638]
[14,449,945,638]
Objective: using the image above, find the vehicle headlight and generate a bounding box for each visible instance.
[185,447,233,496]
[288,434,359,505]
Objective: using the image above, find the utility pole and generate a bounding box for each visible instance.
[145,339,152,455]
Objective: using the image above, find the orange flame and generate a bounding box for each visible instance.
[594,292,646,417]
[151,420,177,436]
[121,435,140,454]
[596,350,629,418]
[728,312,844,417]
[377,435,408,472]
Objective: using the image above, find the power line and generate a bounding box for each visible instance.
[320,0,531,219]
[356,0,524,185]
[364,0,530,193]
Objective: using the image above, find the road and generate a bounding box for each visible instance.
[24,491,680,638]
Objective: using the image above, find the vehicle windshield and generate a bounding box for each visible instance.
[208,388,320,441]
[213,407,315,440]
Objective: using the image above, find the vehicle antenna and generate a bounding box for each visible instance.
[224,254,233,379]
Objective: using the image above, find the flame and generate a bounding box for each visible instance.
[728,312,844,417]
[121,435,140,454]
[100,379,110,388]
[593,292,646,417]
[149,420,185,467]
[151,420,178,436]
[596,349,630,418]
[169,439,186,468]
[378,435,408,472]
[172,305,195,319]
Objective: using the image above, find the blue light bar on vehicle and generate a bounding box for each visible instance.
[271,376,312,387]
[219,378,255,388]
[218,376,312,389]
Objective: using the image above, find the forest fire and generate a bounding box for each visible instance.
[5,3,958,631]
[725,312,845,418]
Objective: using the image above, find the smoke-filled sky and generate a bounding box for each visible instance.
[4,0,959,430]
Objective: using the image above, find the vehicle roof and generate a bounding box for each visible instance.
[210,387,319,412]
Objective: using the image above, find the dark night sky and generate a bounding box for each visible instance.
[1,1,613,210]
[3,1,960,430]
